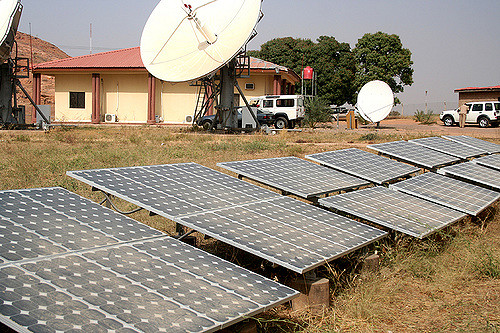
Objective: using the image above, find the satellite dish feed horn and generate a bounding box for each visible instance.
[356,80,394,124]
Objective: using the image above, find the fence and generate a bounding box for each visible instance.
[393,101,458,116]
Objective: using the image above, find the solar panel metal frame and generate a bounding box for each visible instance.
[0,187,299,333]
[409,136,487,159]
[472,154,500,171]
[319,187,467,239]
[217,157,370,199]
[305,148,420,185]
[67,163,388,274]
[367,140,461,169]
[442,135,500,154]
[390,172,500,216]
[437,162,500,191]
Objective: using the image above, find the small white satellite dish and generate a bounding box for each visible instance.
[356,80,394,123]
[140,0,263,82]
[0,0,22,63]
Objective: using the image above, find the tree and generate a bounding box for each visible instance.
[304,97,332,128]
[248,36,357,106]
[353,32,414,95]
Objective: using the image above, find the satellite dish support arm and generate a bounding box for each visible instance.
[234,80,259,129]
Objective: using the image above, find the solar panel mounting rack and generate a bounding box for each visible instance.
[306,148,420,185]
[319,186,467,239]
[67,163,388,274]
[217,156,370,199]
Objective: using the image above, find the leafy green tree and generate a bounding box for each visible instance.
[353,32,414,95]
[248,37,356,106]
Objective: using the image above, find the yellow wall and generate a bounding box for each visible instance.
[52,71,295,124]
[101,73,149,123]
[54,74,92,122]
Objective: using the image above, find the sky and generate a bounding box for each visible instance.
[16,0,500,108]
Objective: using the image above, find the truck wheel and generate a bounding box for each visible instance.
[275,117,288,129]
[443,115,454,127]
[478,117,490,128]
[201,120,213,130]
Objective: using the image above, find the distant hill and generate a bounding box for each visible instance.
[9,32,69,112]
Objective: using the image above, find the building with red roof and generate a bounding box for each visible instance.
[33,47,299,124]
[454,85,500,106]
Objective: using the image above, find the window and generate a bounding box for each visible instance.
[276,99,295,107]
[495,103,500,111]
[471,104,483,112]
[245,83,255,90]
[263,100,273,108]
[69,92,85,109]
[485,103,493,111]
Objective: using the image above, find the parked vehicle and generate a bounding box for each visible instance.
[249,95,305,129]
[196,107,275,129]
[440,101,500,128]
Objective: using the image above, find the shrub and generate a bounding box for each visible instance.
[414,109,435,124]
[304,97,332,128]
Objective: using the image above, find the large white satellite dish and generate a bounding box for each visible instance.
[356,80,394,123]
[0,0,22,63]
[140,0,263,82]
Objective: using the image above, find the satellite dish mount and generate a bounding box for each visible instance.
[141,0,263,131]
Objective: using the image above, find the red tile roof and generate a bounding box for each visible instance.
[455,85,500,92]
[34,47,299,81]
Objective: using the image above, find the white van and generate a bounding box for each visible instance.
[249,95,305,129]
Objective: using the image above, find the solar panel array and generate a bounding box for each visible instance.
[319,187,467,239]
[0,187,299,333]
[367,140,460,169]
[438,162,500,191]
[68,163,388,274]
[218,157,369,199]
[473,154,500,171]
[443,135,500,154]
[409,136,486,159]
[306,148,420,184]
[390,172,500,216]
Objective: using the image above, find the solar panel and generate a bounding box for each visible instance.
[442,135,500,154]
[217,157,369,199]
[390,172,500,216]
[473,154,500,171]
[0,188,298,333]
[409,136,486,159]
[367,141,461,169]
[306,148,420,185]
[438,162,500,191]
[68,164,388,274]
[319,187,466,239]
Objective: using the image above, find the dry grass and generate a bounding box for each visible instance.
[1,125,499,332]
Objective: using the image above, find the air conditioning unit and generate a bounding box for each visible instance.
[105,114,117,123]
[185,115,193,123]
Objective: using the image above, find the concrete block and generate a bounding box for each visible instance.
[361,254,380,275]
[290,277,330,314]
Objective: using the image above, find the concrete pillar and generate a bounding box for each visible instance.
[290,277,330,314]
[290,84,295,95]
[91,73,101,124]
[32,73,42,123]
[273,75,281,95]
[281,79,287,95]
[205,83,214,116]
[147,74,157,124]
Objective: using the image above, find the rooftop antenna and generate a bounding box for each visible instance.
[140,0,263,130]
[356,80,394,125]
[89,23,92,54]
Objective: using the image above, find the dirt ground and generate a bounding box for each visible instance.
[325,118,500,139]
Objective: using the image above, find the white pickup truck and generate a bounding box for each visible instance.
[440,101,500,128]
